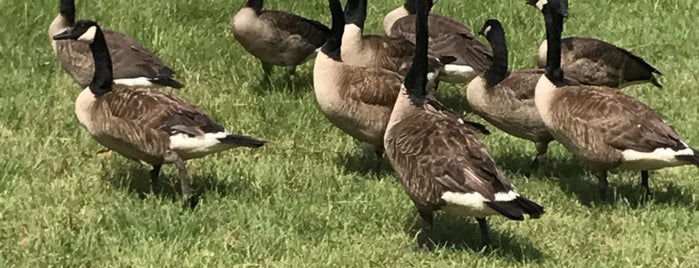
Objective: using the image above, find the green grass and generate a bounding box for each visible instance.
[1,0,699,266]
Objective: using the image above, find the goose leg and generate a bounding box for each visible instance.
[174,158,198,209]
[532,142,549,169]
[594,170,609,200]
[373,147,384,172]
[286,66,297,80]
[476,218,491,248]
[261,61,273,83]
[418,209,434,229]
[149,164,162,194]
[641,170,651,196]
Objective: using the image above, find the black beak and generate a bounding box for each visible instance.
[559,0,569,17]
[52,28,74,40]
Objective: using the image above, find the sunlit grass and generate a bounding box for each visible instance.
[1,0,698,266]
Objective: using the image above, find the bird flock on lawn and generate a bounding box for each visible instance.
[46,0,698,248]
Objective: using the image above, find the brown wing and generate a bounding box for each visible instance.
[260,10,329,48]
[387,109,511,210]
[561,37,661,87]
[54,40,94,88]
[501,69,582,101]
[97,88,225,137]
[552,85,683,153]
[338,66,402,107]
[53,30,178,88]
[390,14,476,40]
[104,30,177,80]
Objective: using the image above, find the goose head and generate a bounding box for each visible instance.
[53,19,100,43]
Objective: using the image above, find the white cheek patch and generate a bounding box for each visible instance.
[536,0,548,10]
[482,25,492,36]
[77,26,97,42]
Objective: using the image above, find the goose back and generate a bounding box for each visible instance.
[53,30,178,89]
[545,85,684,170]
[232,8,329,67]
[537,37,662,88]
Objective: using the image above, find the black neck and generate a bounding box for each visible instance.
[59,0,76,25]
[543,4,565,86]
[483,26,509,87]
[88,27,113,96]
[404,0,430,103]
[344,0,367,29]
[321,0,344,61]
[404,0,417,14]
[246,0,263,13]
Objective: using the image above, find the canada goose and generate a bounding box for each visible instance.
[536,37,662,88]
[53,20,266,208]
[466,19,582,170]
[385,0,544,247]
[313,0,404,163]
[342,0,453,77]
[48,0,183,89]
[529,0,699,196]
[384,0,492,83]
[232,0,329,81]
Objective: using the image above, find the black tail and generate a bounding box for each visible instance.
[486,196,545,221]
[218,134,266,148]
[649,76,663,89]
[675,148,699,166]
[150,77,184,89]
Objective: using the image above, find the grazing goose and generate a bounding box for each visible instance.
[384,0,492,83]
[536,37,662,88]
[529,0,699,196]
[466,19,582,170]
[342,0,453,77]
[385,0,544,247]
[48,0,183,89]
[53,20,266,208]
[232,0,329,81]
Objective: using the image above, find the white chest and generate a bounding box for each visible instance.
[75,88,98,132]
[534,75,558,126]
[312,54,344,112]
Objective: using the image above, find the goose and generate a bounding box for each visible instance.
[528,0,699,196]
[342,0,454,77]
[536,37,662,88]
[384,0,544,247]
[466,19,582,170]
[313,0,405,165]
[49,0,183,89]
[383,0,492,84]
[232,0,329,81]
[53,20,266,208]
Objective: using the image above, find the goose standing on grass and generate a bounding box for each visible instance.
[313,0,405,167]
[528,0,699,197]
[53,20,266,208]
[385,0,544,247]
[383,0,492,84]
[48,0,183,89]
[232,0,329,82]
[536,37,662,88]
[466,19,582,171]
[342,0,454,77]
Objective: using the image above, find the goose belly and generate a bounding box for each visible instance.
[91,133,163,164]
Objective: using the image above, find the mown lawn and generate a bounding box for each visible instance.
[1,0,698,266]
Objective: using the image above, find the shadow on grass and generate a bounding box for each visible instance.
[333,146,394,179]
[403,212,544,263]
[100,163,251,205]
[496,152,696,208]
[249,71,314,99]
